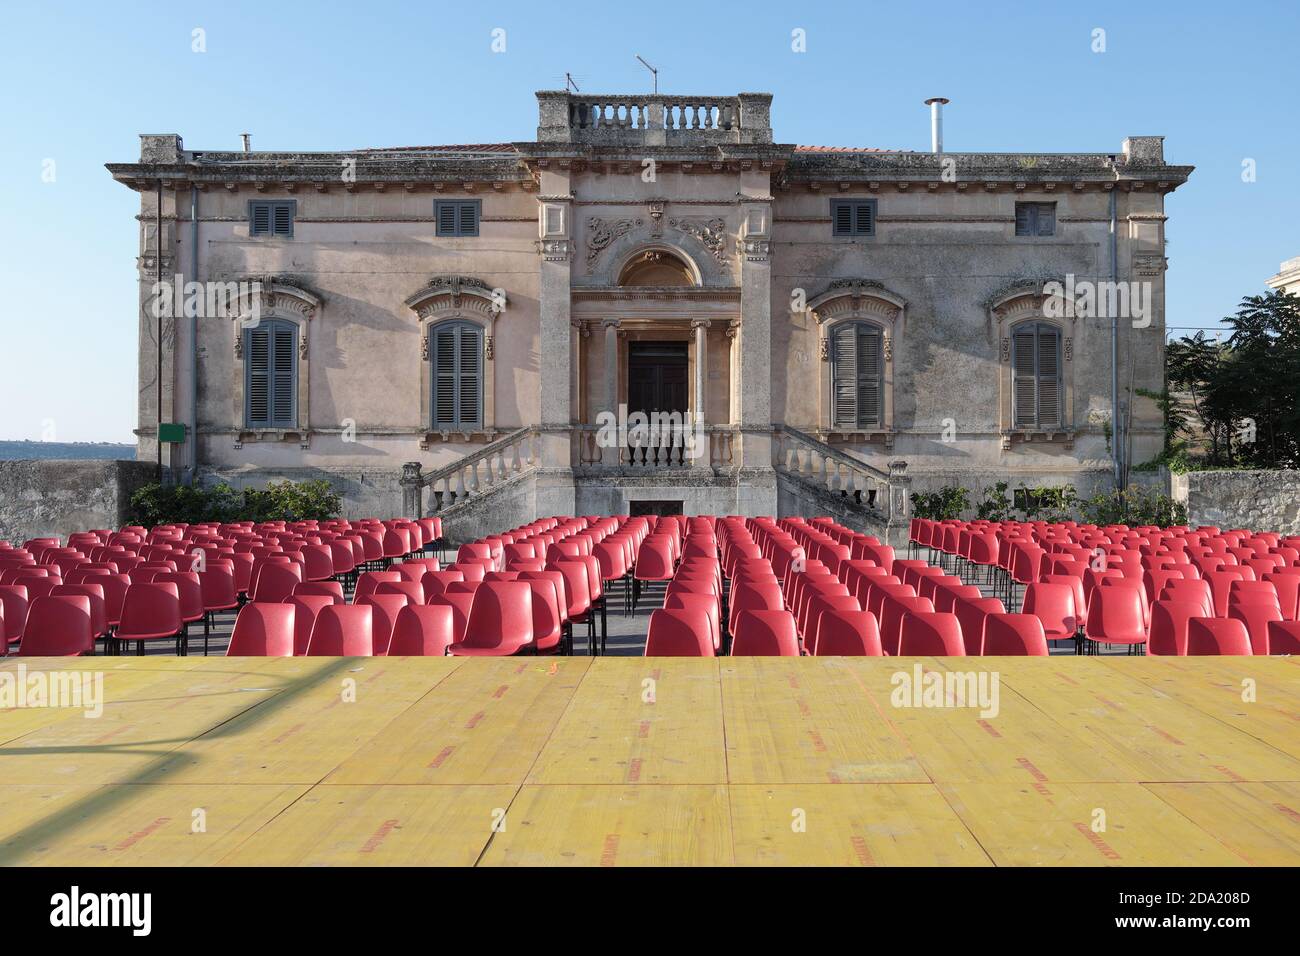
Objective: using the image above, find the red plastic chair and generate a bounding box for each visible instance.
[355,570,403,600]
[1228,602,1281,655]
[116,582,184,655]
[1021,582,1079,650]
[1263,572,1300,620]
[287,595,336,655]
[982,613,1049,656]
[933,584,983,614]
[292,581,345,604]
[250,562,303,603]
[306,604,374,656]
[879,595,935,656]
[731,610,800,657]
[1084,584,1147,654]
[420,570,465,599]
[388,604,456,656]
[519,577,565,654]
[728,580,785,636]
[632,537,676,613]
[898,611,964,656]
[804,594,861,654]
[50,583,107,646]
[1158,578,1213,616]
[1266,620,1300,654]
[18,595,92,656]
[0,584,30,650]
[227,603,296,656]
[812,610,883,656]
[449,582,534,656]
[1186,618,1252,656]
[152,571,204,654]
[1148,600,1206,656]
[358,593,408,656]
[644,608,715,657]
[1227,580,1279,611]
[953,596,1006,655]
[377,579,426,605]
[664,593,722,654]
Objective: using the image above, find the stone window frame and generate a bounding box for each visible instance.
[405,277,505,446]
[990,288,1076,449]
[807,283,904,447]
[229,281,320,449]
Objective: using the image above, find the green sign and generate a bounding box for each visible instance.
[158,422,187,443]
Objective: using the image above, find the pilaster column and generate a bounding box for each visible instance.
[691,319,710,424]
[601,318,621,464]
[533,172,577,516]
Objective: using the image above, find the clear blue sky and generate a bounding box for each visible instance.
[1,0,1295,442]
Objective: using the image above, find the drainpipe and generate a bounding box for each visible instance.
[156,180,164,484]
[1109,186,1122,493]
[189,184,199,485]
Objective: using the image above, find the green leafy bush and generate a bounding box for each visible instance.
[910,486,970,520]
[975,481,1012,521]
[128,479,341,526]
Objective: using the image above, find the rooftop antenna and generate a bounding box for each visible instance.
[565,72,580,93]
[635,55,658,94]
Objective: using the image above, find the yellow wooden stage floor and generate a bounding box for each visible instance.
[1,655,1297,866]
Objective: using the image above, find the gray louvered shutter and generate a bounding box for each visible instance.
[831,325,858,427]
[246,327,271,426]
[433,327,458,426]
[272,203,294,237]
[1015,204,1032,236]
[458,202,479,236]
[437,203,458,235]
[832,202,853,237]
[1012,328,1038,426]
[1036,325,1061,426]
[251,203,271,236]
[271,324,296,426]
[854,202,874,236]
[1036,204,1055,236]
[856,328,882,426]
[458,326,482,426]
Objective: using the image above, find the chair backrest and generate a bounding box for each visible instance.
[358,593,410,655]
[1227,601,1282,655]
[897,611,964,656]
[429,592,476,643]
[18,595,92,655]
[306,604,374,656]
[1186,617,1252,656]
[804,594,861,653]
[1021,582,1078,638]
[812,610,883,656]
[1263,572,1300,620]
[118,581,183,638]
[457,582,534,654]
[355,570,403,599]
[227,603,296,656]
[250,562,304,603]
[388,604,455,656]
[644,608,715,657]
[292,581,345,604]
[377,579,426,605]
[663,593,721,653]
[731,610,799,656]
[879,595,935,656]
[1267,620,1300,655]
[952,596,1006,655]
[982,613,1049,656]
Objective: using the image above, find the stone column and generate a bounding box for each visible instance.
[534,173,576,515]
[736,189,776,514]
[400,461,424,518]
[691,319,710,424]
[601,318,621,465]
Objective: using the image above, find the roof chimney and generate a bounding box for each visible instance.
[240,133,251,153]
[924,97,949,153]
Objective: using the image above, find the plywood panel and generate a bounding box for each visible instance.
[1144,781,1300,866]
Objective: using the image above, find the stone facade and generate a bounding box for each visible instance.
[1267,256,1300,296]
[108,91,1192,534]
[1171,470,1300,534]
[0,460,157,543]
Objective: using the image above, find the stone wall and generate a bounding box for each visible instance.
[1171,470,1300,533]
[196,465,404,521]
[0,459,156,544]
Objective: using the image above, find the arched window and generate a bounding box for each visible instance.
[830,321,883,428]
[430,321,483,429]
[1012,321,1062,428]
[244,318,298,428]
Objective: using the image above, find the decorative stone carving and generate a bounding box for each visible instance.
[1064,337,1073,362]
[726,320,740,341]
[539,238,573,261]
[420,331,429,361]
[646,201,665,237]
[484,335,494,360]
[819,336,829,362]
[586,216,642,272]
[668,217,727,264]
[1133,253,1167,276]
[741,237,770,261]
[883,335,893,363]
[299,332,308,359]
[1000,336,1011,363]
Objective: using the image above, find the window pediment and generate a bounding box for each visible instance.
[807,280,906,323]
[405,275,504,319]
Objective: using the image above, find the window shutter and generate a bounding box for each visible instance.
[251,204,271,236]
[856,329,882,426]
[1012,329,1038,427]
[1015,204,1033,236]
[1036,325,1061,426]
[272,203,294,237]
[831,325,858,427]
[833,202,853,236]
[437,203,458,236]
[854,202,874,237]
[458,202,479,236]
[271,324,296,426]
[458,326,482,426]
[246,327,271,426]
[1036,203,1055,236]
[433,327,458,426]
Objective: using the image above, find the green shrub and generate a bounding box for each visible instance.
[128,479,341,526]
[910,486,970,520]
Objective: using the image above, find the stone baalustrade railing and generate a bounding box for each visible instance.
[403,427,539,517]
[774,425,911,528]
[536,91,773,146]
[571,424,738,472]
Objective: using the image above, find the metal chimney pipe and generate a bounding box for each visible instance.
[923,97,949,153]
[240,133,251,153]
